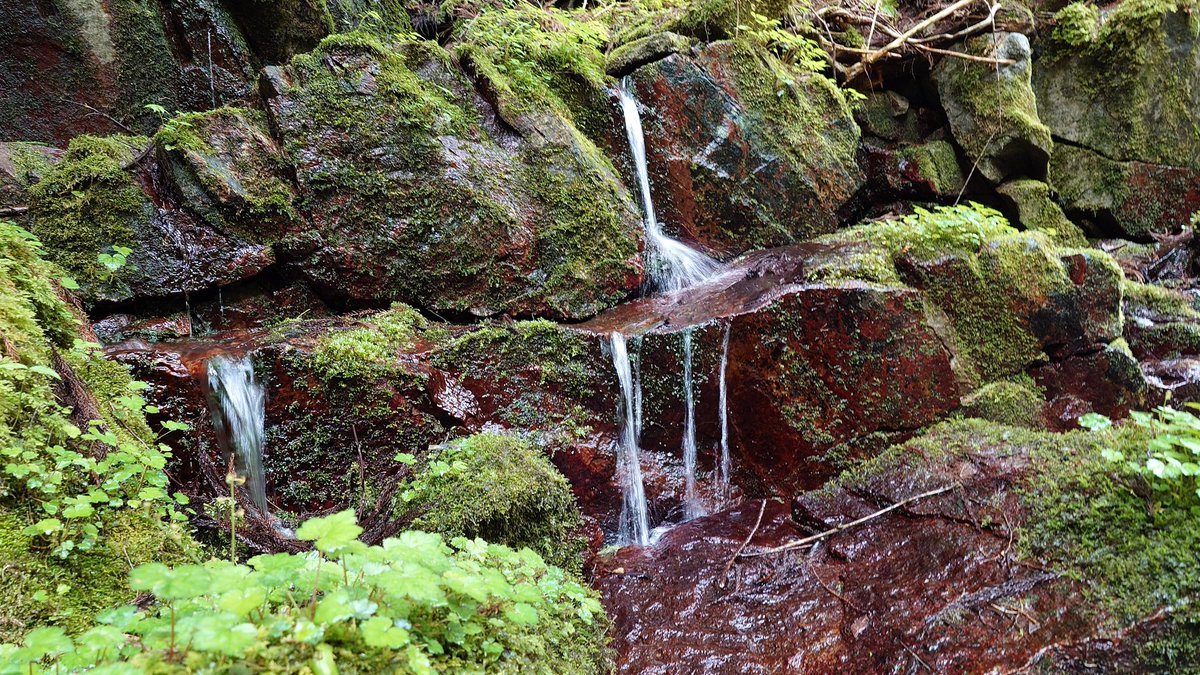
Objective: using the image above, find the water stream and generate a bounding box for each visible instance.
[617,79,720,293]
[206,354,268,514]
[610,332,651,546]
[681,330,702,519]
[717,323,732,502]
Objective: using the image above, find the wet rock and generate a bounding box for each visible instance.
[263,33,644,318]
[853,90,921,144]
[1034,342,1147,429]
[0,142,61,225]
[605,32,694,76]
[618,39,862,255]
[223,0,333,64]
[156,107,299,241]
[857,139,965,201]
[579,245,960,495]
[1050,144,1200,239]
[0,0,259,145]
[933,32,1052,183]
[593,423,1114,673]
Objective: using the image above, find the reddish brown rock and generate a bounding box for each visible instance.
[614,39,862,257]
[593,428,1125,673]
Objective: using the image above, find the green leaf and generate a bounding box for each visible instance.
[22,626,73,659]
[296,509,363,556]
[28,365,61,380]
[362,616,411,648]
[505,602,539,625]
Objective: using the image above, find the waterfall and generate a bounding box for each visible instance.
[610,332,650,546]
[206,354,268,514]
[717,323,732,501]
[681,330,702,519]
[617,79,720,293]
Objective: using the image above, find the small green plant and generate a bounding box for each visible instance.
[737,12,827,76]
[0,511,611,674]
[95,245,132,284]
[1080,407,1200,508]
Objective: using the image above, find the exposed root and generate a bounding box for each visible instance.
[719,498,768,588]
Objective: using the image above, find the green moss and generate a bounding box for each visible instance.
[311,304,430,381]
[0,222,196,642]
[26,135,149,290]
[898,140,965,196]
[1123,280,1200,319]
[225,0,334,62]
[434,320,594,398]
[0,507,195,643]
[1050,2,1101,46]
[960,377,1046,428]
[996,179,1088,247]
[399,433,587,572]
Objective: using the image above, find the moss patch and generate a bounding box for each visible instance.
[26,135,149,292]
[960,377,1046,428]
[398,433,587,572]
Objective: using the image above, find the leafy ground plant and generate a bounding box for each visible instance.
[1081,406,1200,509]
[0,510,611,674]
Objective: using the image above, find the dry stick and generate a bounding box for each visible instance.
[912,43,1015,65]
[0,206,28,216]
[719,498,768,588]
[866,0,883,49]
[739,485,957,558]
[844,0,977,81]
[805,559,864,612]
[912,2,1002,44]
[61,99,136,134]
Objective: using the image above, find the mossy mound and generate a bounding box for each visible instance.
[0,221,196,642]
[996,179,1088,247]
[26,135,149,294]
[960,377,1047,428]
[398,433,587,572]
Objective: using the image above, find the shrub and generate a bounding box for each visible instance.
[0,511,611,674]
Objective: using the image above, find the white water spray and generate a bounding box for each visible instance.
[617,79,720,293]
[207,354,268,514]
[717,323,732,501]
[680,330,702,519]
[610,332,650,546]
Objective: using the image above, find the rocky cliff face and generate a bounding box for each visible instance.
[4,0,1200,671]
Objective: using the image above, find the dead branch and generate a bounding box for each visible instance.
[61,99,137,135]
[912,43,1015,65]
[738,485,957,558]
[844,0,977,81]
[0,206,28,217]
[719,498,768,588]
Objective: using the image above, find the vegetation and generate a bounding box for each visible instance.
[397,433,587,572]
[0,511,610,674]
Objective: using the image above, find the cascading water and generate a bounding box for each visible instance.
[680,329,702,520]
[610,332,651,546]
[717,323,732,501]
[206,354,268,514]
[617,79,720,293]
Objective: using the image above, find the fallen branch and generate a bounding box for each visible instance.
[912,43,1015,65]
[912,2,1003,44]
[719,498,768,588]
[738,485,957,558]
[0,206,28,217]
[61,98,136,135]
[844,0,977,81]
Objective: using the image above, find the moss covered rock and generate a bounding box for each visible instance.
[960,377,1048,428]
[398,433,587,571]
[1034,0,1200,169]
[995,178,1088,246]
[1049,143,1200,238]
[933,32,1052,183]
[263,30,643,319]
[619,38,862,254]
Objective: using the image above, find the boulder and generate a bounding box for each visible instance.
[1050,144,1200,239]
[933,32,1052,183]
[618,38,862,255]
[262,33,644,319]
[593,420,1197,673]
[995,178,1087,246]
[0,0,259,145]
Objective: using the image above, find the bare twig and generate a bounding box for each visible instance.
[739,485,957,558]
[806,558,865,612]
[912,43,1015,65]
[720,499,768,588]
[844,0,977,81]
[912,2,1003,44]
[61,98,136,134]
[0,206,28,216]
